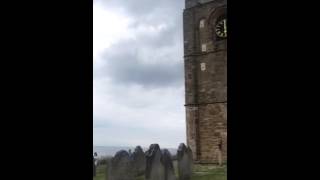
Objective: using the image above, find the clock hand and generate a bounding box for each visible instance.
[224,19,227,34]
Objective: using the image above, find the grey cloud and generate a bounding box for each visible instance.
[97,0,184,18]
[96,40,184,88]
[93,0,186,147]
[94,0,185,88]
[98,0,184,47]
[141,22,182,48]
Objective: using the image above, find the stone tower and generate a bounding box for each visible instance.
[183,0,227,164]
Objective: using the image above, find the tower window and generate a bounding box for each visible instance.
[201,44,207,52]
[199,19,205,28]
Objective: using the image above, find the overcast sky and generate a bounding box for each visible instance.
[93,0,186,148]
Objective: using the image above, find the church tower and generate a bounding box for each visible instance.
[183,0,227,164]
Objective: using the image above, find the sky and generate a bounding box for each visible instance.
[93,0,186,148]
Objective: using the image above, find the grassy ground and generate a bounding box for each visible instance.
[94,164,107,180]
[93,162,226,180]
[191,164,226,180]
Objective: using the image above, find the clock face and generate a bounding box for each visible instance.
[215,19,227,38]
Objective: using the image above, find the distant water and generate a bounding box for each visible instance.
[93,146,177,158]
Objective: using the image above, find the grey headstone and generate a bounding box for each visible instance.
[161,149,176,180]
[145,144,165,180]
[131,146,146,176]
[93,156,96,177]
[108,150,134,180]
[177,143,193,180]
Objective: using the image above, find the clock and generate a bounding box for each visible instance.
[215,18,227,38]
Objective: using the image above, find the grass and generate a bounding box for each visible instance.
[94,164,107,180]
[192,164,226,180]
[93,161,226,180]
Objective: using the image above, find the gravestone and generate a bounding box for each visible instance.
[145,144,165,180]
[93,156,96,177]
[131,145,146,176]
[108,150,134,180]
[177,143,193,180]
[161,149,176,180]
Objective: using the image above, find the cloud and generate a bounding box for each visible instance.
[93,78,185,129]
[94,39,184,88]
[93,78,186,148]
[93,0,186,148]
[95,0,184,18]
[93,3,134,60]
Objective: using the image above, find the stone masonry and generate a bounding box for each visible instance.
[183,0,227,164]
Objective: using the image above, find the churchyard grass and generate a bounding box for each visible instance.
[191,164,226,180]
[94,164,107,180]
[93,161,226,180]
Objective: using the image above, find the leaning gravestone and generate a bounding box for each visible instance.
[108,150,134,180]
[131,145,146,176]
[145,144,165,180]
[177,143,193,180]
[161,149,176,180]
